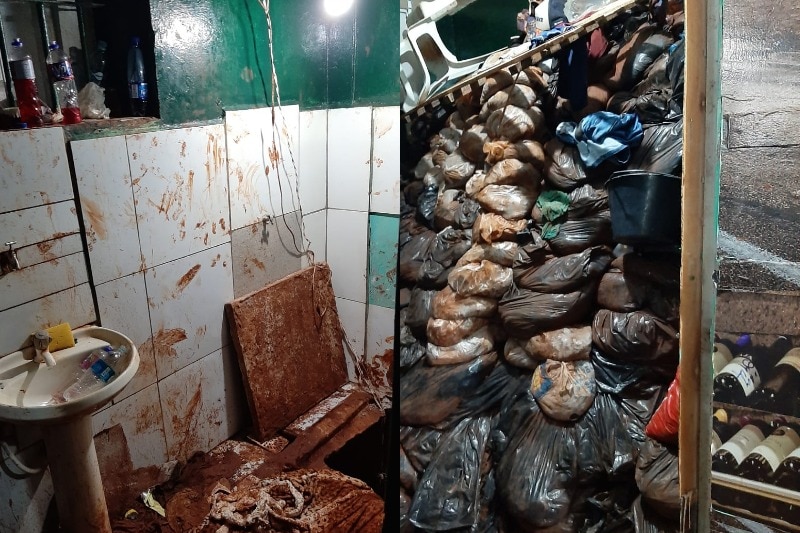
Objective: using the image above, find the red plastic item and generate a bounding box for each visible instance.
[646,366,680,443]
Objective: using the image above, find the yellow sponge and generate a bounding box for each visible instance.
[46,323,75,352]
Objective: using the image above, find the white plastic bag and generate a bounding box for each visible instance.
[77,82,110,119]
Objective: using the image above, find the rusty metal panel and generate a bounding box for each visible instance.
[225,263,348,440]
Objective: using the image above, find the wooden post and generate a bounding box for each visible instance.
[680,0,723,531]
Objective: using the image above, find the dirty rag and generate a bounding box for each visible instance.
[556,111,643,168]
[536,190,571,239]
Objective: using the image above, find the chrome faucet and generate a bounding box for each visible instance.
[32,331,57,367]
[1,241,21,275]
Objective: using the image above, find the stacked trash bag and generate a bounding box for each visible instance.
[399,5,686,533]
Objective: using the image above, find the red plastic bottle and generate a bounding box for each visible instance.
[9,38,43,127]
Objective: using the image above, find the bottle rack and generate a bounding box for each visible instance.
[712,372,800,530]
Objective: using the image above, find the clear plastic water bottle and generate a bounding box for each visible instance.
[126,37,147,116]
[46,41,82,125]
[60,344,129,401]
[89,40,108,86]
[8,38,43,127]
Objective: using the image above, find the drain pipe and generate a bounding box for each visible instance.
[1,440,45,476]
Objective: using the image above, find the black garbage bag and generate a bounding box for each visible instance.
[444,360,532,427]
[631,496,680,533]
[408,415,492,531]
[498,284,596,338]
[455,196,482,229]
[591,309,679,370]
[567,184,609,219]
[666,37,685,110]
[400,352,498,426]
[404,179,426,207]
[575,393,638,486]
[512,229,552,278]
[417,184,440,228]
[635,439,680,522]
[405,288,436,334]
[494,394,578,531]
[591,347,669,399]
[627,119,683,175]
[581,483,641,533]
[545,211,613,256]
[611,252,680,289]
[516,246,613,293]
[544,138,590,191]
[434,189,464,230]
[597,270,648,312]
[401,425,444,475]
[400,308,427,367]
[400,446,418,494]
[399,230,436,285]
[418,227,473,289]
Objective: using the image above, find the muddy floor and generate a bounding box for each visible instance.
[106,434,385,533]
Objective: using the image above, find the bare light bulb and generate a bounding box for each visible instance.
[324,0,354,16]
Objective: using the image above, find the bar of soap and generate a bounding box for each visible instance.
[46,322,75,352]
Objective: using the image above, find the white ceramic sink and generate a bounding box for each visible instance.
[0,326,139,424]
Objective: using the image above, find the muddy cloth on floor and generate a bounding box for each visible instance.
[207,469,383,532]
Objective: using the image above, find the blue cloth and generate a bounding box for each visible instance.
[529,24,570,48]
[556,112,644,168]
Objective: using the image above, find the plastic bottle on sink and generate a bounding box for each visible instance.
[59,344,129,401]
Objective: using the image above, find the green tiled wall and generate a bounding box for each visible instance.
[368,213,399,308]
[150,0,399,124]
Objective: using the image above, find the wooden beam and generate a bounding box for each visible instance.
[680,0,723,530]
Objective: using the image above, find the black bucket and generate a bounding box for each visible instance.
[607,170,681,245]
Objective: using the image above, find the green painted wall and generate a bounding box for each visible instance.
[149,0,399,124]
[437,0,521,60]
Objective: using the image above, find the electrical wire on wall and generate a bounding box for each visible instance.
[254,0,383,409]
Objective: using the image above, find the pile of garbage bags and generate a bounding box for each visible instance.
[400,4,684,532]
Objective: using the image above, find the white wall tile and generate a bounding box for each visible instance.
[0,284,96,358]
[335,297,366,383]
[95,273,155,402]
[127,125,230,269]
[298,110,327,215]
[370,106,401,215]
[0,127,73,213]
[328,107,372,212]
[366,304,395,363]
[91,383,168,469]
[0,252,88,311]
[0,201,80,251]
[301,209,327,268]
[72,135,141,284]
[158,346,247,462]
[145,244,233,379]
[226,106,301,230]
[326,209,368,303]
[366,304,394,409]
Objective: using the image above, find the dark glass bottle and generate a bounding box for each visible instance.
[772,445,800,490]
[749,347,800,416]
[736,425,800,482]
[713,336,792,406]
[712,419,771,475]
[712,334,751,377]
[711,409,740,455]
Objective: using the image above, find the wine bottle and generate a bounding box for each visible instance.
[749,347,800,416]
[736,425,800,482]
[713,336,791,406]
[712,419,771,474]
[711,409,740,455]
[712,334,750,377]
[773,445,800,490]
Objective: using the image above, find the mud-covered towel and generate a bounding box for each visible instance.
[208,469,384,533]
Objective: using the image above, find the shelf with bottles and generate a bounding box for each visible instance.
[711,330,800,532]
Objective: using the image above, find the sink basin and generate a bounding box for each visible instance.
[0,326,139,424]
[0,326,138,532]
